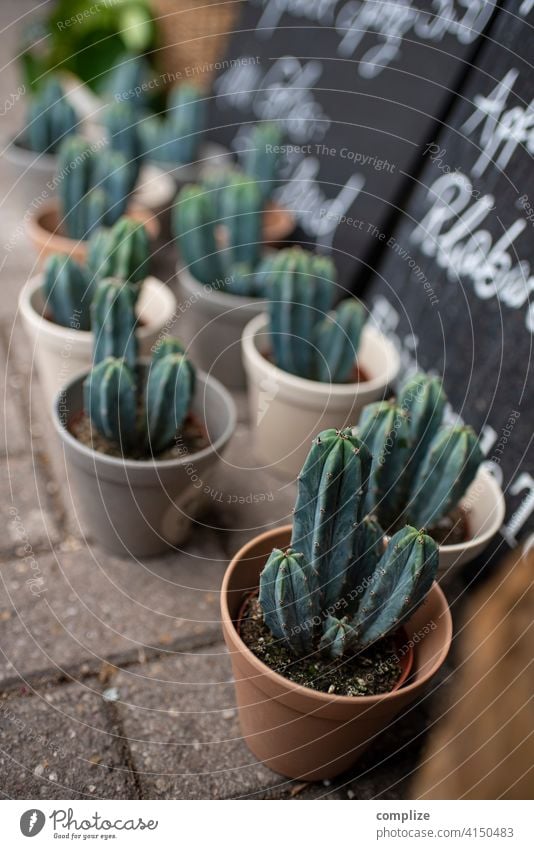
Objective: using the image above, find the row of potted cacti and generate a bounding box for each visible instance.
[10,74,506,785]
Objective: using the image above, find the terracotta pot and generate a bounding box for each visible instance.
[263,201,296,244]
[26,199,160,267]
[241,313,400,478]
[53,364,236,557]
[221,525,452,781]
[437,466,505,575]
[19,274,176,411]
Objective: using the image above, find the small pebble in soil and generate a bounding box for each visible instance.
[239,597,402,697]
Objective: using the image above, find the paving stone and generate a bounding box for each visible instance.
[0,455,62,554]
[113,648,285,799]
[0,681,136,799]
[0,530,228,686]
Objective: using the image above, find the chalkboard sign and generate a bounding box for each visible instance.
[366,0,534,549]
[206,0,495,289]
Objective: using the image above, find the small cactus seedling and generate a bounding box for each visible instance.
[258,428,439,661]
[41,254,94,330]
[57,135,137,239]
[25,77,78,154]
[264,246,367,382]
[87,217,150,289]
[240,122,283,201]
[91,278,138,370]
[355,373,484,531]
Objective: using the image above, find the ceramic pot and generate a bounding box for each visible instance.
[241,313,400,478]
[53,367,236,557]
[221,525,452,780]
[19,275,176,410]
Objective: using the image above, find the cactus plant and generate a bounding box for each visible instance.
[173,185,225,285]
[25,77,78,153]
[241,122,283,201]
[355,373,484,531]
[83,343,196,457]
[103,101,144,168]
[91,279,138,370]
[264,246,367,382]
[217,173,262,268]
[140,83,206,164]
[57,135,137,239]
[41,254,93,330]
[258,428,439,661]
[87,217,150,289]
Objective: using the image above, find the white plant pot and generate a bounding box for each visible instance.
[19,275,176,411]
[241,312,400,479]
[437,466,505,574]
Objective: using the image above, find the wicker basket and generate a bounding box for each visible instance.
[151,0,242,88]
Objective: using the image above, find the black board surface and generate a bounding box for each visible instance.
[366,0,534,550]
[206,0,496,290]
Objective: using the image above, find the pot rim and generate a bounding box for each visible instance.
[177,263,268,311]
[52,362,237,470]
[438,464,506,555]
[221,524,453,707]
[4,134,57,169]
[26,198,161,248]
[242,311,400,397]
[19,274,176,346]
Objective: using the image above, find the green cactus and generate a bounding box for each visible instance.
[103,101,144,168]
[41,254,93,330]
[87,217,150,289]
[25,77,78,154]
[241,122,283,201]
[101,53,153,108]
[355,373,484,531]
[83,357,138,450]
[314,299,367,383]
[152,337,196,392]
[57,136,137,239]
[140,83,206,164]
[218,173,263,268]
[258,427,440,662]
[173,185,225,285]
[144,353,195,454]
[91,279,138,370]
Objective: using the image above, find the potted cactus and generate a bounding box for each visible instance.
[221,428,452,779]
[26,133,159,263]
[241,246,400,477]
[139,83,208,178]
[354,372,505,573]
[173,177,269,389]
[19,217,176,409]
[53,325,236,556]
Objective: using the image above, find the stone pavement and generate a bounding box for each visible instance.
[0,1,460,800]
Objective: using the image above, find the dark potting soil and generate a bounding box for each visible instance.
[427,506,469,546]
[239,596,403,697]
[69,411,209,461]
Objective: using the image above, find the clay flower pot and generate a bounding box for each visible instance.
[19,274,177,411]
[177,266,267,390]
[53,365,236,557]
[26,199,160,267]
[221,525,452,781]
[437,466,505,574]
[262,201,295,244]
[241,313,400,478]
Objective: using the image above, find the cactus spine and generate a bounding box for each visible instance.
[258,427,440,661]
[41,254,93,330]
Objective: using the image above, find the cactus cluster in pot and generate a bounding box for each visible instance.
[239,122,283,201]
[23,77,79,154]
[57,134,139,239]
[355,372,484,537]
[262,246,368,382]
[41,216,150,329]
[256,428,439,674]
[173,174,265,296]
